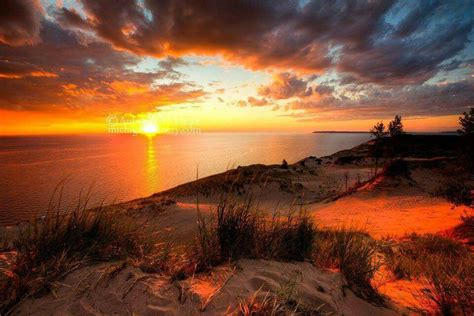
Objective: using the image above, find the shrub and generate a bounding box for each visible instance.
[383,159,410,178]
[436,177,472,206]
[313,229,383,305]
[0,204,150,313]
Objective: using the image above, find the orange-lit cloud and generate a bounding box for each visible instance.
[0,0,472,135]
[258,73,313,100]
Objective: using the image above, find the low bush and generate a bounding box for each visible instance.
[382,159,410,178]
[436,177,472,206]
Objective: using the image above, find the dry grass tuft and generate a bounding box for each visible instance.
[236,280,323,316]
[420,254,473,316]
[194,194,316,272]
[0,201,153,313]
[453,214,474,245]
[383,233,473,315]
[313,228,384,305]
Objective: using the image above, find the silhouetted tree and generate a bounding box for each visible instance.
[457,108,474,170]
[388,115,404,137]
[281,159,289,169]
[387,115,405,159]
[458,108,474,136]
[370,122,387,176]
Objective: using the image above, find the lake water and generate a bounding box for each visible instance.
[0,133,370,225]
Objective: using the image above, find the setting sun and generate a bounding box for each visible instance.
[141,122,159,135]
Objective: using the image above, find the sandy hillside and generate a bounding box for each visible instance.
[13,259,398,316]
[118,139,472,242]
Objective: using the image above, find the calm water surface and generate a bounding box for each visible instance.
[0,133,370,224]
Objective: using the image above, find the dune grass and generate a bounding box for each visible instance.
[237,279,324,315]
[453,214,474,245]
[192,193,385,305]
[193,194,316,272]
[3,185,471,314]
[0,200,153,313]
[313,228,384,305]
[383,233,473,315]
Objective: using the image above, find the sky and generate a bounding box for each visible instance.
[0,0,473,135]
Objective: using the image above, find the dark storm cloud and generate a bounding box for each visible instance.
[0,21,205,112]
[0,0,43,46]
[57,0,473,85]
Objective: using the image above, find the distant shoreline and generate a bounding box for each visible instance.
[312,131,369,134]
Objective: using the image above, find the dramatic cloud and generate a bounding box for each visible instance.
[285,79,474,120]
[57,0,473,85]
[0,0,44,46]
[0,21,205,113]
[0,60,57,78]
[1,0,473,132]
[314,84,334,96]
[258,73,312,100]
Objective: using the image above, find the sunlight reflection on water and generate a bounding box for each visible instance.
[0,132,370,224]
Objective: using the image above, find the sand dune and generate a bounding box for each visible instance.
[13,260,398,315]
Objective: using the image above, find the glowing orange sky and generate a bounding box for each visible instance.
[0,0,472,135]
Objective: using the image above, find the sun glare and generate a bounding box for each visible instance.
[141,122,159,135]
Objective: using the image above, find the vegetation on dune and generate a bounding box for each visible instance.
[453,215,474,245]
[369,121,388,175]
[313,228,384,305]
[388,115,404,137]
[382,158,410,178]
[369,115,406,176]
[383,233,473,315]
[436,176,472,206]
[457,107,474,171]
[194,194,316,270]
[193,193,386,305]
[237,280,324,315]
[0,199,155,314]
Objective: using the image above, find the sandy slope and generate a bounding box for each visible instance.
[310,176,471,238]
[13,260,397,316]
